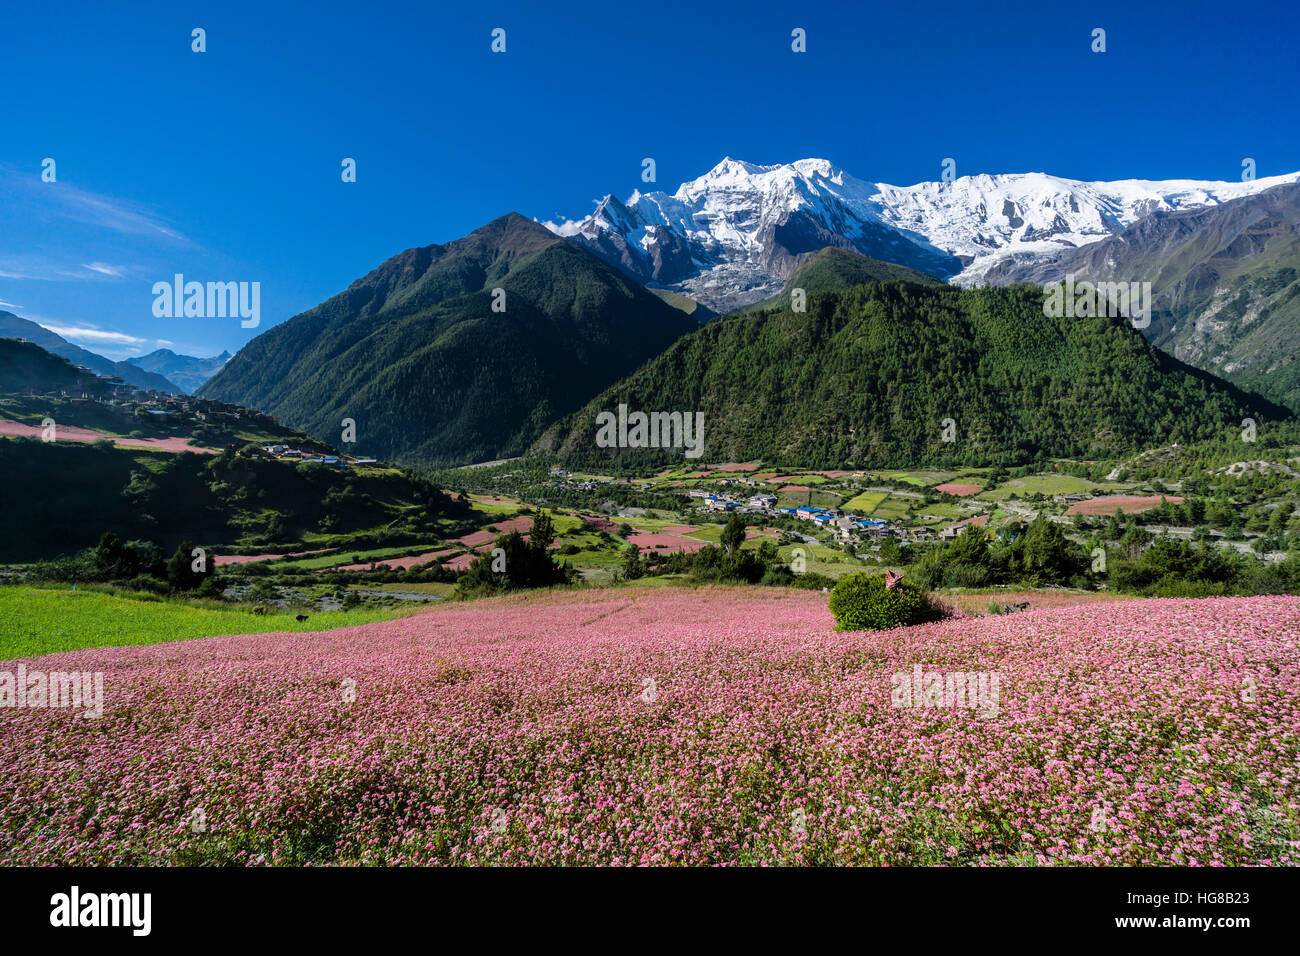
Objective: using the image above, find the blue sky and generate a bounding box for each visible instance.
[2,0,1296,360]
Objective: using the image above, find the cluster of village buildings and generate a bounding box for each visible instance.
[27,376,382,467]
[544,468,607,492]
[684,487,942,542]
[541,468,991,546]
[259,444,377,467]
[688,486,997,544]
[38,377,282,434]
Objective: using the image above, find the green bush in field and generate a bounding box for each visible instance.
[828,572,942,631]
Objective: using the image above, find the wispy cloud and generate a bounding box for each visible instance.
[38,322,151,348]
[0,255,134,283]
[0,166,190,284]
[81,262,128,278]
[0,165,189,243]
[27,316,180,360]
[0,257,93,281]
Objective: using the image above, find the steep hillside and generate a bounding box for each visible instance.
[981,182,1300,411]
[740,248,945,312]
[0,339,102,394]
[0,438,470,562]
[0,312,181,394]
[199,214,698,466]
[534,281,1288,469]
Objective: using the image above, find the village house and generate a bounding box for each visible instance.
[939,514,991,540]
[830,516,857,539]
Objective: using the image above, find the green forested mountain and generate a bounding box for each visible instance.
[646,288,717,323]
[0,339,103,394]
[647,248,926,321]
[982,182,1300,412]
[0,439,470,562]
[744,247,944,311]
[532,281,1290,469]
[198,214,698,466]
[0,312,181,394]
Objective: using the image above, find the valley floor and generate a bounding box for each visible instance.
[1,586,1295,866]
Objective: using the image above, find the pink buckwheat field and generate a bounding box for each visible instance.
[2,587,1296,867]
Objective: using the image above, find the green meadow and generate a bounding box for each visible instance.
[0,585,417,660]
[269,544,439,570]
[776,542,861,578]
[776,489,844,510]
[872,470,958,487]
[976,474,1105,500]
[840,490,889,513]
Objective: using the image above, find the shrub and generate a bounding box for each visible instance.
[195,577,225,600]
[787,571,837,591]
[941,562,992,589]
[1146,574,1231,598]
[828,572,945,631]
[457,512,573,592]
[124,574,170,595]
[166,540,212,591]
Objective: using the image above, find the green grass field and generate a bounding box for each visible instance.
[466,496,524,515]
[269,543,439,570]
[776,489,844,510]
[612,514,691,532]
[0,586,418,660]
[770,473,833,486]
[547,512,589,534]
[361,582,456,596]
[913,502,963,520]
[976,474,1103,501]
[870,497,913,520]
[872,470,958,487]
[776,542,863,578]
[840,490,889,513]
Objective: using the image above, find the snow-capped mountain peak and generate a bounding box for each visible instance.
[544,159,1300,311]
